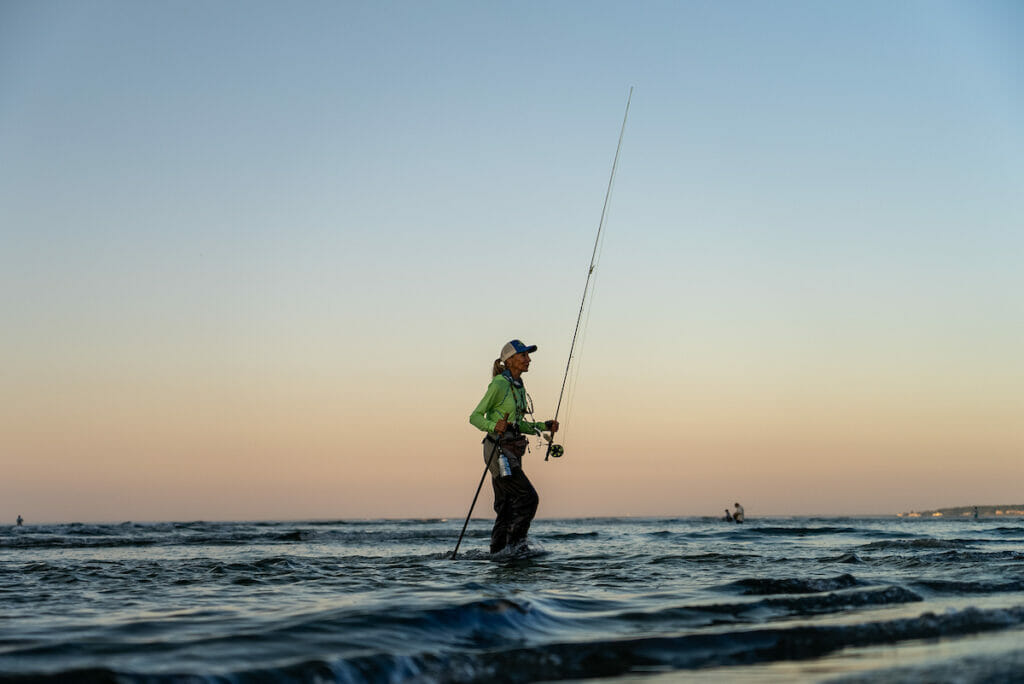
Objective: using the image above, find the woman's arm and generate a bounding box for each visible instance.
[520,419,559,434]
[469,378,502,432]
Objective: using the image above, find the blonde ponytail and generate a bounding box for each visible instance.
[492,358,505,377]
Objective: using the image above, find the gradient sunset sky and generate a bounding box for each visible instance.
[2,1,1021,522]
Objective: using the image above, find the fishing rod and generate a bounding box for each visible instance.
[545,86,633,461]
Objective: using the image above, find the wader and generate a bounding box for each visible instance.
[483,432,539,554]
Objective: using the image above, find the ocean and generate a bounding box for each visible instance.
[2,516,1023,682]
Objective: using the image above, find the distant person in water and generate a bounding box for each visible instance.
[723,509,733,522]
[973,506,979,519]
[469,340,558,554]
[733,503,745,523]
[16,515,23,527]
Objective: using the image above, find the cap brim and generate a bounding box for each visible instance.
[524,345,538,353]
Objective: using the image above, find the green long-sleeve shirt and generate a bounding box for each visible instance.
[469,374,547,435]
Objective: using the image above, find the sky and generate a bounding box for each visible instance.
[2,1,1022,522]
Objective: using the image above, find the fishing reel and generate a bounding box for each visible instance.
[543,436,564,460]
[536,425,563,460]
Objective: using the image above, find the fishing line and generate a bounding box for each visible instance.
[560,183,615,448]
[545,86,633,462]
[561,273,597,447]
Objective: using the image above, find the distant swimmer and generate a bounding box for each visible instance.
[16,515,23,527]
[733,503,745,523]
[973,506,979,519]
[723,509,734,522]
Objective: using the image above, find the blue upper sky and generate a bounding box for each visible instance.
[3,0,1021,377]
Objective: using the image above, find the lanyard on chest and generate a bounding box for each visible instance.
[500,371,530,423]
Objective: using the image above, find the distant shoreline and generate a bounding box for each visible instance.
[896,504,1024,518]
[9,511,1024,525]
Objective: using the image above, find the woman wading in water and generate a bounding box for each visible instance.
[469,340,559,554]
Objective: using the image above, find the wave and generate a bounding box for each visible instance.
[7,555,455,590]
[260,596,573,652]
[819,552,865,564]
[310,604,1024,682]
[743,526,861,536]
[326,596,566,649]
[644,530,677,538]
[859,528,927,539]
[748,585,922,614]
[904,550,1024,566]
[617,586,922,625]
[913,579,1024,595]
[0,537,161,549]
[643,525,863,540]
[8,604,1022,683]
[727,573,860,595]
[543,531,600,540]
[0,525,485,549]
[648,552,762,565]
[932,549,1024,561]
[859,538,971,550]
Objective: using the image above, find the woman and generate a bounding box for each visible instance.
[469,339,559,554]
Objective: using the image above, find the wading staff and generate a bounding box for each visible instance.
[451,414,508,559]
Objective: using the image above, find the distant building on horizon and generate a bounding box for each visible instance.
[896,504,1024,518]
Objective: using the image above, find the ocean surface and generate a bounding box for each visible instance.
[2,516,1023,683]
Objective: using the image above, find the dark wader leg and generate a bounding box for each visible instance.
[490,468,539,553]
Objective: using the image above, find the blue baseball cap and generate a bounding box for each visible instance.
[500,339,537,362]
